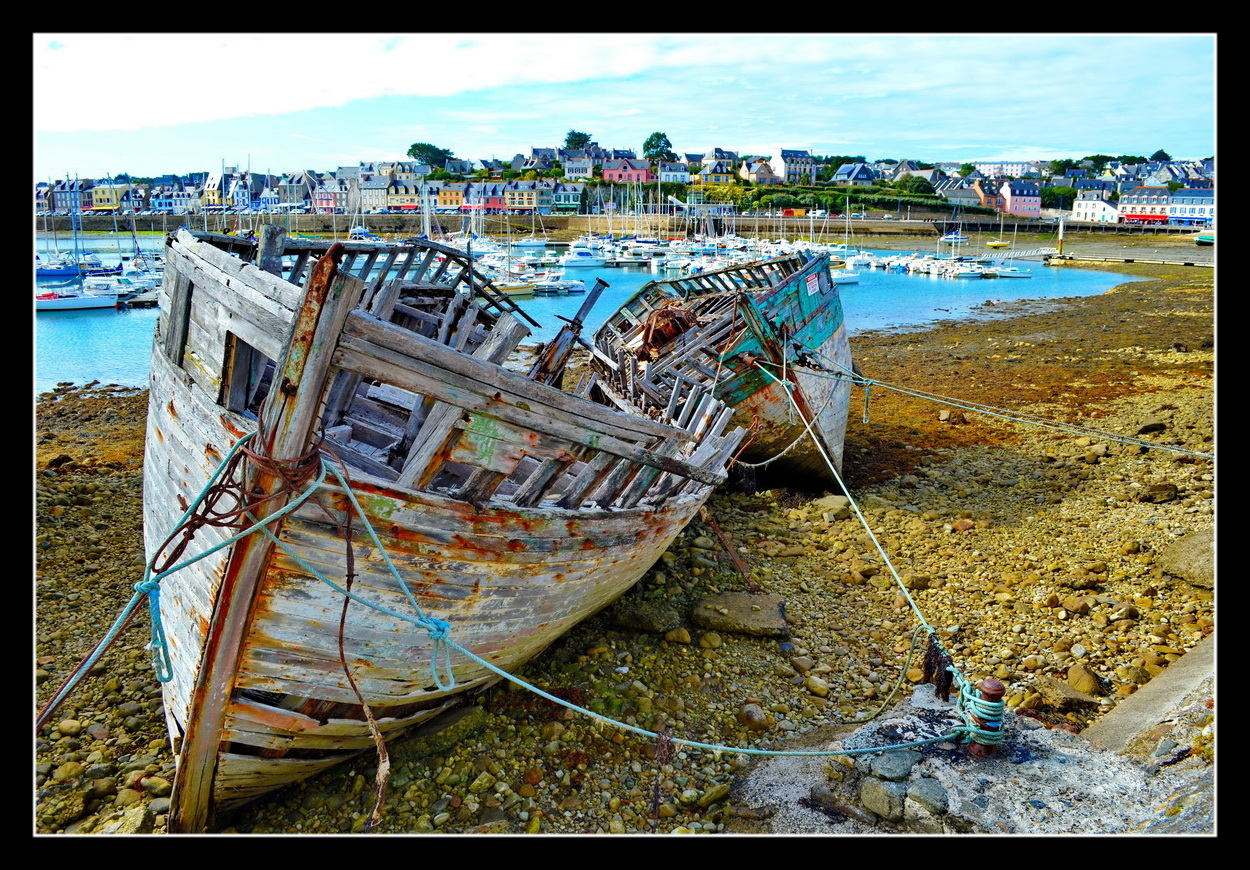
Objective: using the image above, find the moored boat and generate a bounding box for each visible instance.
[141,227,745,832]
[589,252,855,486]
[559,248,607,268]
[35,285,121,311]
[987,266,1031,278]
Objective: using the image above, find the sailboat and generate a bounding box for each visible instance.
[36,189,127,310]
[511,209,550,248]
[986,213,1011,248]
[830,203,861,283]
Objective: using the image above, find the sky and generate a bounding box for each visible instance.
[32,33,1216,182]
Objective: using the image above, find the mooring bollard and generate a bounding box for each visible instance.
[968,677,1005,759]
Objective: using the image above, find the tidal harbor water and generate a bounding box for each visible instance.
[34,233,1141,396]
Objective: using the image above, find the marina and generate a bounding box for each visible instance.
[35,231,1142,396]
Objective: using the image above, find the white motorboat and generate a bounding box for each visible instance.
[559,249,607,268]
[533,272,586,294]
[988,266,1032,278]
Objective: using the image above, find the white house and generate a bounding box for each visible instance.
[1071,189,1120,224]
[770,149,817,184]
[656,162,690,184]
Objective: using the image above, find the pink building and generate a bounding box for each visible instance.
[1001,180,1041,218]
[601,158,654,183]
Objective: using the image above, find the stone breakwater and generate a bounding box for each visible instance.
[35,259,1213,835]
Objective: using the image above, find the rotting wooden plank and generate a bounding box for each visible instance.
[161,266,195,366]
[321,438,401,481]
[616,438,683,509]
[395,315,532,489]
[554,450,619,510]
[372,248,402,287]
[337,331,726,485]
[342,312,700,445]
[509,454,580,507]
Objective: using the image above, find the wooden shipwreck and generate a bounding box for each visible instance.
[589,252,855,486]
[142,227,744,832]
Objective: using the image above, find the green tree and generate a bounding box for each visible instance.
[1150,149,1172,162]
[408,143,454,167]
[1047,158,1078,176]
[959,163,976,178]
[1116,155,1148,165]
[895,174,934,195]
[1041,186,1078,209]
[565,130,592,150]
[642,132,676,163]
[1083,154,1115,173]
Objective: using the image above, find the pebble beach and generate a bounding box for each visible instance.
[34,233,1215,835]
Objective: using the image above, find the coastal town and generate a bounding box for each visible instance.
[35,146,1215,839]
[35,138,1214,228]
[33,31,1215,840]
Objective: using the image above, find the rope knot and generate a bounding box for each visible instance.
[423,617,452,640]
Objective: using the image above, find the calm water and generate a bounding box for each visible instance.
[34,234,1143,396]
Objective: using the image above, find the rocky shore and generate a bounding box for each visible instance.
[35,237,1214,835]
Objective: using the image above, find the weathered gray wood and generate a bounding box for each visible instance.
[508,453,581,507]
[170,244,363,834]
[344,312,696,445]
[336,331,726,488]
[395,315,532,489]
[256,225,286,276]
[555,450,618,509]
[160,267,195,366]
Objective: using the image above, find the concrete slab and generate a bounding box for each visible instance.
[1080,633,1214,755]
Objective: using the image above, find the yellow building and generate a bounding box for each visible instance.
[438,183,467,210]
[90,182,130,212]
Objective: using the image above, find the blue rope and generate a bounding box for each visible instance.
[788,349,1214,459]
[136,579,173,682]
[954,672,1007,747]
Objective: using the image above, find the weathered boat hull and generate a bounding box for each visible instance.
[590,253,854,485]
[143,228,743,830]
